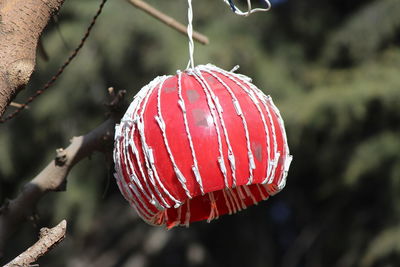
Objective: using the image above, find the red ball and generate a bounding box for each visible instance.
[113,64,292,228]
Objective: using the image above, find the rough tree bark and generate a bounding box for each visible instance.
[0,0,65,117]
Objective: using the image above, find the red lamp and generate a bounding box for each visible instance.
[113,64,292,228]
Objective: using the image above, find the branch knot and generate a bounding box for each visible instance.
[55,148,67,166]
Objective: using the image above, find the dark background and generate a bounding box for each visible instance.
[1,0,400,266]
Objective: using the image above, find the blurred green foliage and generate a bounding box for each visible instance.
[1,0,400,266]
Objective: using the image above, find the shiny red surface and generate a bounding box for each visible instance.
[114,67,290,228]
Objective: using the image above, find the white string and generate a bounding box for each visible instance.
[186,0,271,70]
[202,65,255,186]
[191,71,229,189]
[177,71,205,195]
[246,0,252,15]
[223,0,271,16]
[156,77,192,199]
[187,0,195,69]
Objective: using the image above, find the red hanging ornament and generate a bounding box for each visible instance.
[113,64,292,228]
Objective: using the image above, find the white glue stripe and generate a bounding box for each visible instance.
[128,183,155,217]
[246,85,277,183]
[199,69,238,187]
[120,177,152,220]
[113,126,125,182]
[247,89,279,184]
[127,125,159,207]
[250,88,280,184]
[216,68,272,185]
[115,178,147,220]
[137,121,173,209]
[138,76,182,208]
[280,155,292,191]
[266,97,293,189]
[209,64,285,185]
[114,123,135,209]
[136,77,173,209]
[235,82,279,185]
[120,127,155,216]
[156,79,192,199]
[126,89,159,206]
[115,136,134,207]
[201,65,254,186]
[121,78,165,209]
[123,125,153,206]
[191,71,229,189]
[263,99,279,185]
[114,140,132,204]
[177,71,205,195]
[135,134,170,209]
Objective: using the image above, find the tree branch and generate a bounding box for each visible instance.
[127,0,209,45]
[0,89,126,259]
[4,220,67,267]
[9,102,28,109]
[0,0,65,117]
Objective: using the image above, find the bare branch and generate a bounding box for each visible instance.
[9,102,28,109]
[4,220,67,267]
[0,89,126,259]
[0,0,65,117]
[127,0,209,45]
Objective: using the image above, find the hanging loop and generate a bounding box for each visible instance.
[224,0,271,16]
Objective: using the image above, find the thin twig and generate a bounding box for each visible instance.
[127,0,209,45]
[4,220,67,267]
